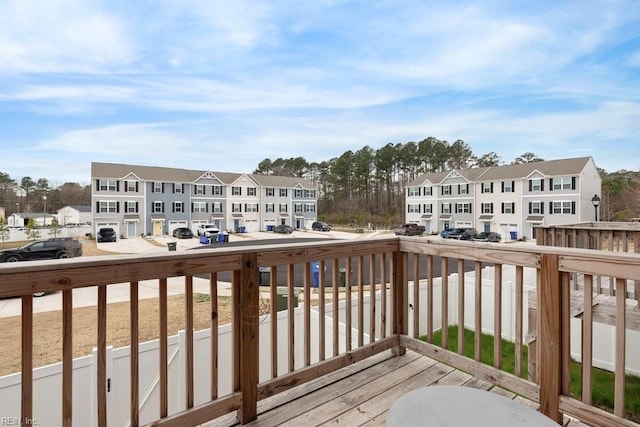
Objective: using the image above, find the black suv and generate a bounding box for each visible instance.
[0,238,83,263]
[312,221,332,231]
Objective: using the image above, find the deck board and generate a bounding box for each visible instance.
[201,350,555,427]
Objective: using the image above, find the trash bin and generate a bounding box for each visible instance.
[167,242,177,251]
[267,225,273,232]
[339,268,347,287]
[276,288,298,311]
[510,231,518,240]
[259,267,271,286]
[223,232,229,242]
[312,261,320,288]
[240,226,246,233]
[217,233,224,243]
[199,234,209,244]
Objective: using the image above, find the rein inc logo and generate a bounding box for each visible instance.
[1,418,38,425]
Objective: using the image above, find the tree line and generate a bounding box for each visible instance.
[0,137,637,225]
[254,137,638,225]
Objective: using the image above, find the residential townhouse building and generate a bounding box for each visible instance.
[405,157,601,240]
[91,162,318,238]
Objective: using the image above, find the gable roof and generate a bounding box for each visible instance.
[91,162,316,188]
[408,157,593,186]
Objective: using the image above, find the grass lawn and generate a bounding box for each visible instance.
[428,326,640,423]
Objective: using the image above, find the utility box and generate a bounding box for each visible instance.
[276,288,298,312]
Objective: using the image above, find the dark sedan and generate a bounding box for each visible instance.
[472,231,502,242]
[173,227,194,239]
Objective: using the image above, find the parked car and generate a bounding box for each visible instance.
[312,221,332,231]
[472,231,502,242]
[173,227,194,239]
[273,225,293,234]
[394,223,426,236]
[196,224,220,237]
[446,227,477,240]
[97,227,117,243]
[0,238,83,263]
[440,228,451,238]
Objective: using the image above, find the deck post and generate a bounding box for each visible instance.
[392,251,407,356]
[538,253,563,424]
[237,252,260,423]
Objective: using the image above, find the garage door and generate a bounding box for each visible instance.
[96,222,119,239]
[244,220,259,232]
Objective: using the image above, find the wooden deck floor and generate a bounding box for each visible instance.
[201,350,587,426]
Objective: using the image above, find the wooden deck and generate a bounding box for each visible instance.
[203,350,586,427]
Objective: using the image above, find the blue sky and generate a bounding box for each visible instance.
[1,0,639,186]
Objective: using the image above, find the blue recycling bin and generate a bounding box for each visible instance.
[240,226,246,233]
[199,235,209,244]
[510,231,518,240]
[217,232,224,243]
[267,225,273,232]
[312,261,320,288]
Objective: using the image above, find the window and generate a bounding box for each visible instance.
[305,203,316,212]
[173,202,183,213]
[98,179,118,192]
[455,203,472,213]
[232,203,242,213]
[442,185,451,195]
[154,182,163,193]
[212,185,222,195]
[212,202,222,213]
[442,203,451,214]
[530,201,543,214]
[174,183,183,193]
[193,202,207,213]
[194,185,205,195]
[481,203,493,214]
[126,201,138,213]
[294,203,303,213]
[153,201,164,213]
[458,184,469,195]
[232,186,242,196]
[552,177,573,190]
[126,181,137,192]
[423,186,432,196]
[530,179,543,191]
[245,203,258,212]
[304,190,316,198]
[266,188,275,197]
[502,202,515,214]
[502,181,514,193]
[552,201,574,214]
[279,188,288,197]
[423,203,433,214]
[265,203,275,213]
[247,187,257,196]
[279,203,288,213]
[408,187,420,197]
[98,201,117,213]
[294,189,303,198]
[481,182,493,193]
[408,204,420,213]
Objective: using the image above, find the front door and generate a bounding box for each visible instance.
[127,221,136,237]
[153,221,163,236]
[484,222,490,232]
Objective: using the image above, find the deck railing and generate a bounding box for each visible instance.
[0,236,639,426]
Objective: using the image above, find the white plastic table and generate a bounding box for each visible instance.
[386,385,558,427]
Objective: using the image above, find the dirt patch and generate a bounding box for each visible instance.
[0,293,235,376]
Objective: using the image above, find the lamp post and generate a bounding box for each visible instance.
[591,194,601,222]
[43,195,47,226]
